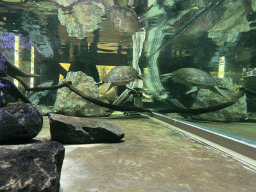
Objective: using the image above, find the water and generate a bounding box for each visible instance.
[0,0,256,143]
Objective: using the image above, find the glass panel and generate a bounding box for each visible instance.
[0,0,255,144]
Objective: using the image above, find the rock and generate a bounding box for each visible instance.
[0,103,43,143]
[39,105,54,116]
[191,77,247,122]
[208,0,250,46]
[0,140,65,192]
[28,80,54,104]
[58,1,105,39]
[107,6,140,34]
[49,113,125,144]
[53,71,111,117]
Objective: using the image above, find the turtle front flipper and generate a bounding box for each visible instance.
[125,85,137,93]
[185,86,198,95]
[210,86,227,98]
[104,82,113,93]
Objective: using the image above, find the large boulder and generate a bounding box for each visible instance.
[0,140,65,192]
[57,0,106,39]
[53,71,111,117]
[49,113,125,144]
[191,77,247,122]
[0,103,43,143]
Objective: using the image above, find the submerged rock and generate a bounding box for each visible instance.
[49,113,125,144]
[0,103,43,143]
[107,5,140,33]
[191,77,247,122]
[0,140,65,192]
[53,71,111,117]
[57,0,105,39]
[39,105,54,116]
[28,80,54,104]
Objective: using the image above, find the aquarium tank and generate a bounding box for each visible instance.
[1,0,256,144]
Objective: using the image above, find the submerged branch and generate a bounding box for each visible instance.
[15,76,70,90]
[14,76,252,115]
[66,83,152,113]
[15,76,152,113]
[243,87,256,96]
[155,90,245,114]
[6,61,40,78]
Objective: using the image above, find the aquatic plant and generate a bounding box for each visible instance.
[0,32,33,107]
[0,55,7,77]
[0,32,32,61]
[0,56,10,107]
[0,78,11,107]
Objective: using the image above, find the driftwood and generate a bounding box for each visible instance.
[155,90,245,114]
[13,76,253,115]
[5,61,40,78]
[15,76,152,113]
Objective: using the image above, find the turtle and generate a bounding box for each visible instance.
[95,66,143,93]
[161,68,226,97]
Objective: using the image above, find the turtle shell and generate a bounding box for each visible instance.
[103,66,139,84]
[171,68,217,86]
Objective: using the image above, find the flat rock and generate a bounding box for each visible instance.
[0,103,43,143]
[0,140,65,192]
[49,113,125,144]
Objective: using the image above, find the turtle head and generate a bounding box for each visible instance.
[160,73,172,82]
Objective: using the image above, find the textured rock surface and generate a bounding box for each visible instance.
[39,105,54,116]
[55,0,115,39]
[191,78,247,122]
[49,113,125,144]
[0,103,43,143]
[58,1,105,39]
[53,71,111,117]
[28,80,54,105]
[208,0,250,45]
[106,5,140,33]
[0,140,65,192]
[54,0,114,9]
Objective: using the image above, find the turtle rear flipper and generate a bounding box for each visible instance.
[104,82,113,93]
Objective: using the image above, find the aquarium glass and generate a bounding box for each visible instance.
[1,0,256,144]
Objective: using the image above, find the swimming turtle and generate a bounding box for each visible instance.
[161,68,226,97]
[95,66,143,93]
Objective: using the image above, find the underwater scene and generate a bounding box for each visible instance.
[1,0,256,142]
[1,0,256,191]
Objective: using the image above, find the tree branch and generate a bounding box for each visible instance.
[155,90,245,114]
[15,76,152,113]
[14,76,250,115]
